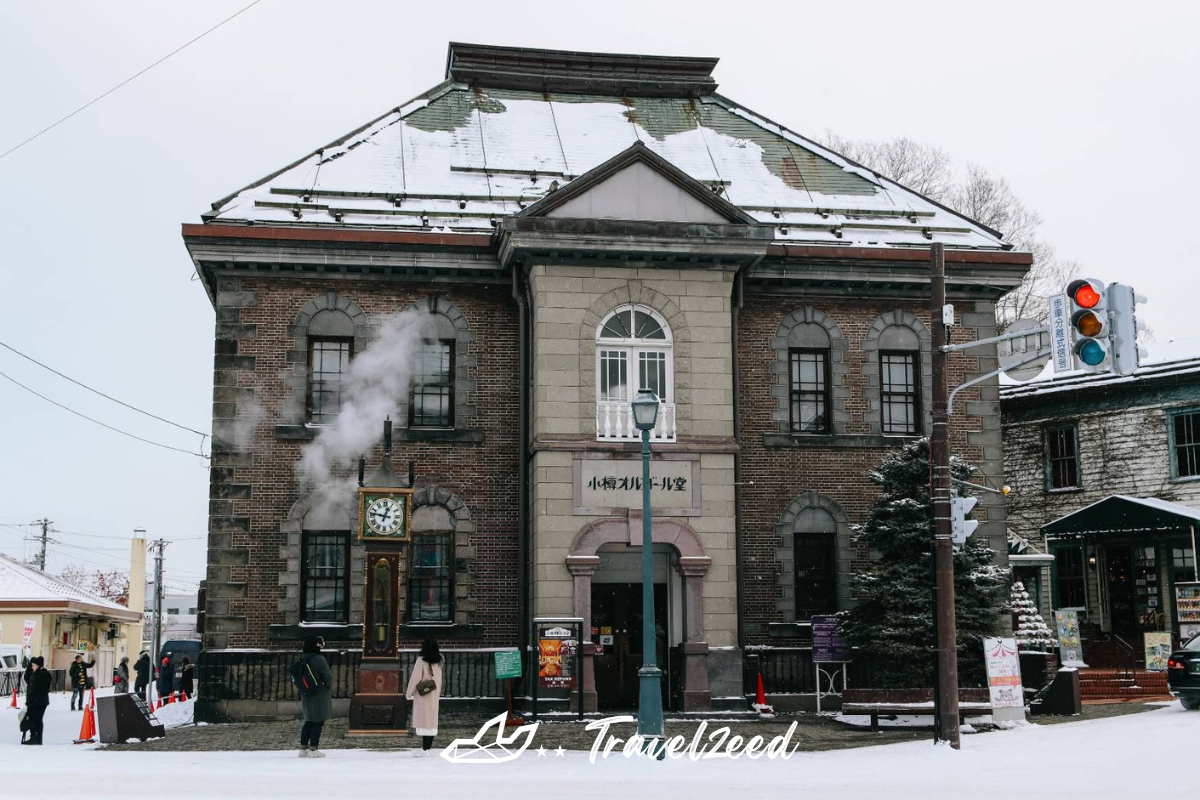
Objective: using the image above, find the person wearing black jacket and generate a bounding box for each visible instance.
[23,656,51,745]
[157,656,175,701]
[179,657,195,698]
[68,654,95,711]
[133,651,151,701]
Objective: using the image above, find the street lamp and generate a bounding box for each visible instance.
[631,389,664,747]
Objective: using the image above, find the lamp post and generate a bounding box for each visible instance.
[630,389,664,746]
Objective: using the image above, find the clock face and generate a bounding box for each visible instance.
[366,497,404,535]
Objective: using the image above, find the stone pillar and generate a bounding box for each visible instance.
[566,555,601,713]
[678,555,712,711]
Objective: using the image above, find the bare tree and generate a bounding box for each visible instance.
[821,134,1072,331]
[58,563,91,589]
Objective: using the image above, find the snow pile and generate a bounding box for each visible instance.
[153,697,195,729]
[1011,582,1056,649]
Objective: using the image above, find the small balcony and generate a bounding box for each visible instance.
[596,400,677,443]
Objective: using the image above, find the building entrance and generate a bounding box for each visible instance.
[589,544,680,710]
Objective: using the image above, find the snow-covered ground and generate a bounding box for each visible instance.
[1,691,1190,799]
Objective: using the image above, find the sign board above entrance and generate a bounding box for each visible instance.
[575,457,701,515]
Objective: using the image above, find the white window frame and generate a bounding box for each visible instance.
[595,304,676,442]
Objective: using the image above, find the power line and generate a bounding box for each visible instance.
[0,369,208,458]
[0,0,266,162]
[0,339,207,437]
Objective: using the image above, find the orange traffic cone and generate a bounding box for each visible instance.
[89,687,96,710]
[180,692,189,702]
[753,672,775,716]
[10,688,16,708]
[73,702,97,743]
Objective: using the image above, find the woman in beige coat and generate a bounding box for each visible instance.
[406,638,443,753]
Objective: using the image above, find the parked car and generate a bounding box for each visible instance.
[158,638,201,690]
[1167,635,1200,710]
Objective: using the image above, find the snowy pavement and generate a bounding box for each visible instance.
[1,691,1191,799]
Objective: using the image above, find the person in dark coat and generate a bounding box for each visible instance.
[179,657,194,698]
[113,656,130,694]
[23,656,51,745]
[157,656,175,701]
[68,654,95,710]
[298,634,333,758]
[133,651,151,700]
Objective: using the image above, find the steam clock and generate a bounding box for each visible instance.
[347,419,413,735]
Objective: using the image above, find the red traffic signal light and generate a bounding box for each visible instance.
[1068,280,1102,309]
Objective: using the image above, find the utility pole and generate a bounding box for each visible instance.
[930,243,961,749]
[33,518,52,571]
[150,539,168,668]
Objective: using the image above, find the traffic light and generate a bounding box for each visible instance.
[1106,282,1148,377]
[950,496,979,546]
[1066,278,1109,371]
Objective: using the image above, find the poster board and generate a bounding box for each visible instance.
[1144,632,1173,671]
[983,638,1024,708]
[530,617,583,721]
[494,649,522,680]
[811,615,848,663]
[1054,608,1088,667]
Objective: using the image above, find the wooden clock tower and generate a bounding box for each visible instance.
[347,418,413,735]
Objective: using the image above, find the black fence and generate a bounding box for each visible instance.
[0,669,67,697]
[198,649,506,703]
[742,648,879,695]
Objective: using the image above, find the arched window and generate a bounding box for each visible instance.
[595,304,675,441]
[306,308,356,424]
[408,504,454,622]
[878,325,921,436]
[793,507,837,620]
[788,323,832,434]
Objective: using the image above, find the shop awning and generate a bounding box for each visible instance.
[1042,495,1200,538]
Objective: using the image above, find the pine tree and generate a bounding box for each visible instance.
[839,439,1008,687]
[1011,581,1055,650]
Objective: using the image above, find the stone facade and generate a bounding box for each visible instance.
[1002,355,1200,630]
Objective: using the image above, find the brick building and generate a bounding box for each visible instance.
[1002,340,1200,665]
[184,43,1029,716]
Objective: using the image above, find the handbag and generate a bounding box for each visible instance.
[415,659,437,696]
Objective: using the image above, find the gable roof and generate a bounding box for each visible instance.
[0,553,140,621]
[518,140,758,225]
[201,45,1009,251]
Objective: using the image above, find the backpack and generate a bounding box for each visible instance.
[290,658,323,697]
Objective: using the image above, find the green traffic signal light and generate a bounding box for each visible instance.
[1076,339,1106,366]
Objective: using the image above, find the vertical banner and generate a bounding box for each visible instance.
[1048,294,1072,373]
[22,619,36,646]
[1054,609,1087,667]
[1144,632,1173,671]
[983,638,1024,708]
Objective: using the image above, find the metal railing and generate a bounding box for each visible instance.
[197,649,506,702]
[596,401,676,442]
[742,647,884,695]
[0,669,67,697]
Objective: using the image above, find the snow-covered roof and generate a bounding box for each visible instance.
[203,46,1008,251]
[1000,337,1200,400]
[1042,494,1200,537]
[0,554,139,621]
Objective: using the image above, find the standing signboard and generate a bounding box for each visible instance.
[811,615,848,713]
[493,649,524,727]
[531,617,584,721]
[983,637,1026,723]
[1054,609,1088,667]
[1144,632,1173,671]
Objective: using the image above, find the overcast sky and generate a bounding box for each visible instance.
[0,1,1195,593]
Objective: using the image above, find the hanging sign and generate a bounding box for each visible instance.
[1048,294,1072,373]
[1144,632,1173,671]
[23,619,36,646]
[983,637,1024,709]
[811,615,848,663]
[494,649,523,681]
[1054,608,1087,667]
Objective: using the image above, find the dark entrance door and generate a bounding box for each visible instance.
[592,582,668,709]
[1107,548,1138,636]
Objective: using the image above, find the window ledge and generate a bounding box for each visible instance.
[1046,487,1086,494]
[763,433,919,449]
[1169,474,1200,484]
[274,425,485,444]
[401,622,484,639]
[397,428,485,443]
[269,623,362,641]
